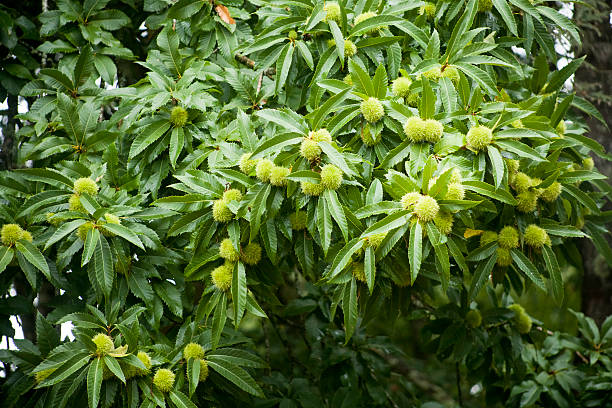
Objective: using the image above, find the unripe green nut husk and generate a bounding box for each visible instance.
[198,358,209,381]
[301,181,325,196]
[76,222,94,241]
[344,40,357,57]
[153,369,175,393]
[445,182,465,201]
[465,310,482,328]
[312,128,331,143]
[354,11,377,28]
[223,189,242,202]
[219,238,240,262]
[1,224,24,246]
[403,116,427,142]
[212,200,233,222]
[364,232,387,248]
[73,177,98,196]
[480,231,498,246]
[212,263,233,291]
[360,97,384,123]
[46,212,61,226]
[496,247,513,267]
[511,119,524,129]
[582,157,594,170]
[401,192,422,210]
[256,159,275,182]
[512,172,532,194]
[392,77,412,98]
[323,2,341,22]
[508,304,532,334]
[555,120,566,136]
[183,343,205,361]
[135,351,152,376]
[269,166,290,186]
[540,182,561,202]
[69,194,86,212]
[320,164,343,190]
[523,224,549,248]
[414,196,439,222]
[343,74,353,86]
[422,119,444,143]
[352,262,366,282]
[288,30,298,40]
[105,213,120,225]
[422,67,441,81]
[289,211,308,230]
[466,125,493,151]
[478,0,493,12]
[170,106,188,127]
[498,226,519,249]
[300,138,321,161]
[406,92,420,107]
[92,333,114,355]
[419,3,436,18]
[441,66,460,83]
[241,242,262,265]
[516,190,539,212]
[433,211,453,235]
[239,153,258,174]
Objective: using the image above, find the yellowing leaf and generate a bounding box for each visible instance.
[464,228,484,239]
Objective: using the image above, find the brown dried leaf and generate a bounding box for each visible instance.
[215,4,235,25]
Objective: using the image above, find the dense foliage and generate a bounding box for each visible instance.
[1,0,611,406]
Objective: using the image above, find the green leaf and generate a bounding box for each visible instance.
[329,21,344,66]
[349,15,405,38]
[211,292,227,350]
[0,246,14,275]
[275,43,295,94]
[343,279,358,344]
[250,132,304,159]
[361,210,410,238]
[39,353,91,387]
[94,235,114,298]
[103,356,125,383]
[129,120,171,159]
[82,227,100,266]
[168,0,204,19]
[207,357,264,397]
[495,139,545,162]
[349,59,374,96]
[328,237,364,279]
[463,180,517,204]
[372,64,388,99]
[157,26,183,77]
[87,358,103,408]
[492,0,518,36]
[317,195,333,254]
[187,358,200,397]
[15,240,50,278]
[510,249,546,291]
[364,246,375,293]
[57,93,84,144]
[169,390,199,408]
[232,262,247,327]
[319,141,356,178]
[409,221,422,284]
[542,245,563,304]
[40,68,74,91]
[100,223,144,249]
[487,145,505,188]
[468,253,498,301]
[324,189,348,242]
[170,127,184,168]
[73,45,94,87]
[543,56,585,93]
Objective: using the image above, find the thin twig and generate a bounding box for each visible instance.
[234,54,276,78]
[456,362,463,407]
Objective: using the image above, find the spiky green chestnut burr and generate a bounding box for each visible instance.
[92,333,114,355]
[466,125,493,151]
[441,66,460,83]
[239,153,258,174]
[343,74,353,86]
[496,248,513,267]
[423,119,443,143]
[360,97,384,123]
[320,164,343,190]
[300,138,321,161]
[403,116,427,142]
[323,2,341,22]
[170,106,188,127]
[364,232,387,248]
[422,67,442,81]
[512,172,532,194]
[183,343,205,361]
[105,213,120,225]
[219,238,240,262]
[312,128,331,143]
[445,182,465,200]
[344,40,357,57]
[498,226,519,249]
[434,211,453,235]
[478,0,493,12]
[354,11,376,26]
[212,200,233,222]
[540,182,561,202]
[68,194,85,212]
[73,177,98,196]
[555,120,566,136]
[269,166,290,186]
[20,231,33,242]
[241,242,262,265]
[523,225,549,248]
[212,263,233,291]
[361,124,381,146]
[76,222,94,241]
[508,304,532,334]
[198,359,209,381]
[392,77,412,98]
[1,224,24,246]
[223,189,242,202]
[480,231,498,247]
[153,369,175,393]
[301,181,325,196]
[414,196,439,222]
[352,262,366,282]
[256,159,275,182]
[516,190,538,213]
[288,30,298,40]
[401,192,422,210]
[465,310,482,328]
[135,351,152,375]
[583,157,594,170]
[419,3,436,18]
[289,211,308,230]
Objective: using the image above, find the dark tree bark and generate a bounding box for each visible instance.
[573,0,612,323]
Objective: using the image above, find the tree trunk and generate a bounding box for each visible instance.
[573,1,612,323]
